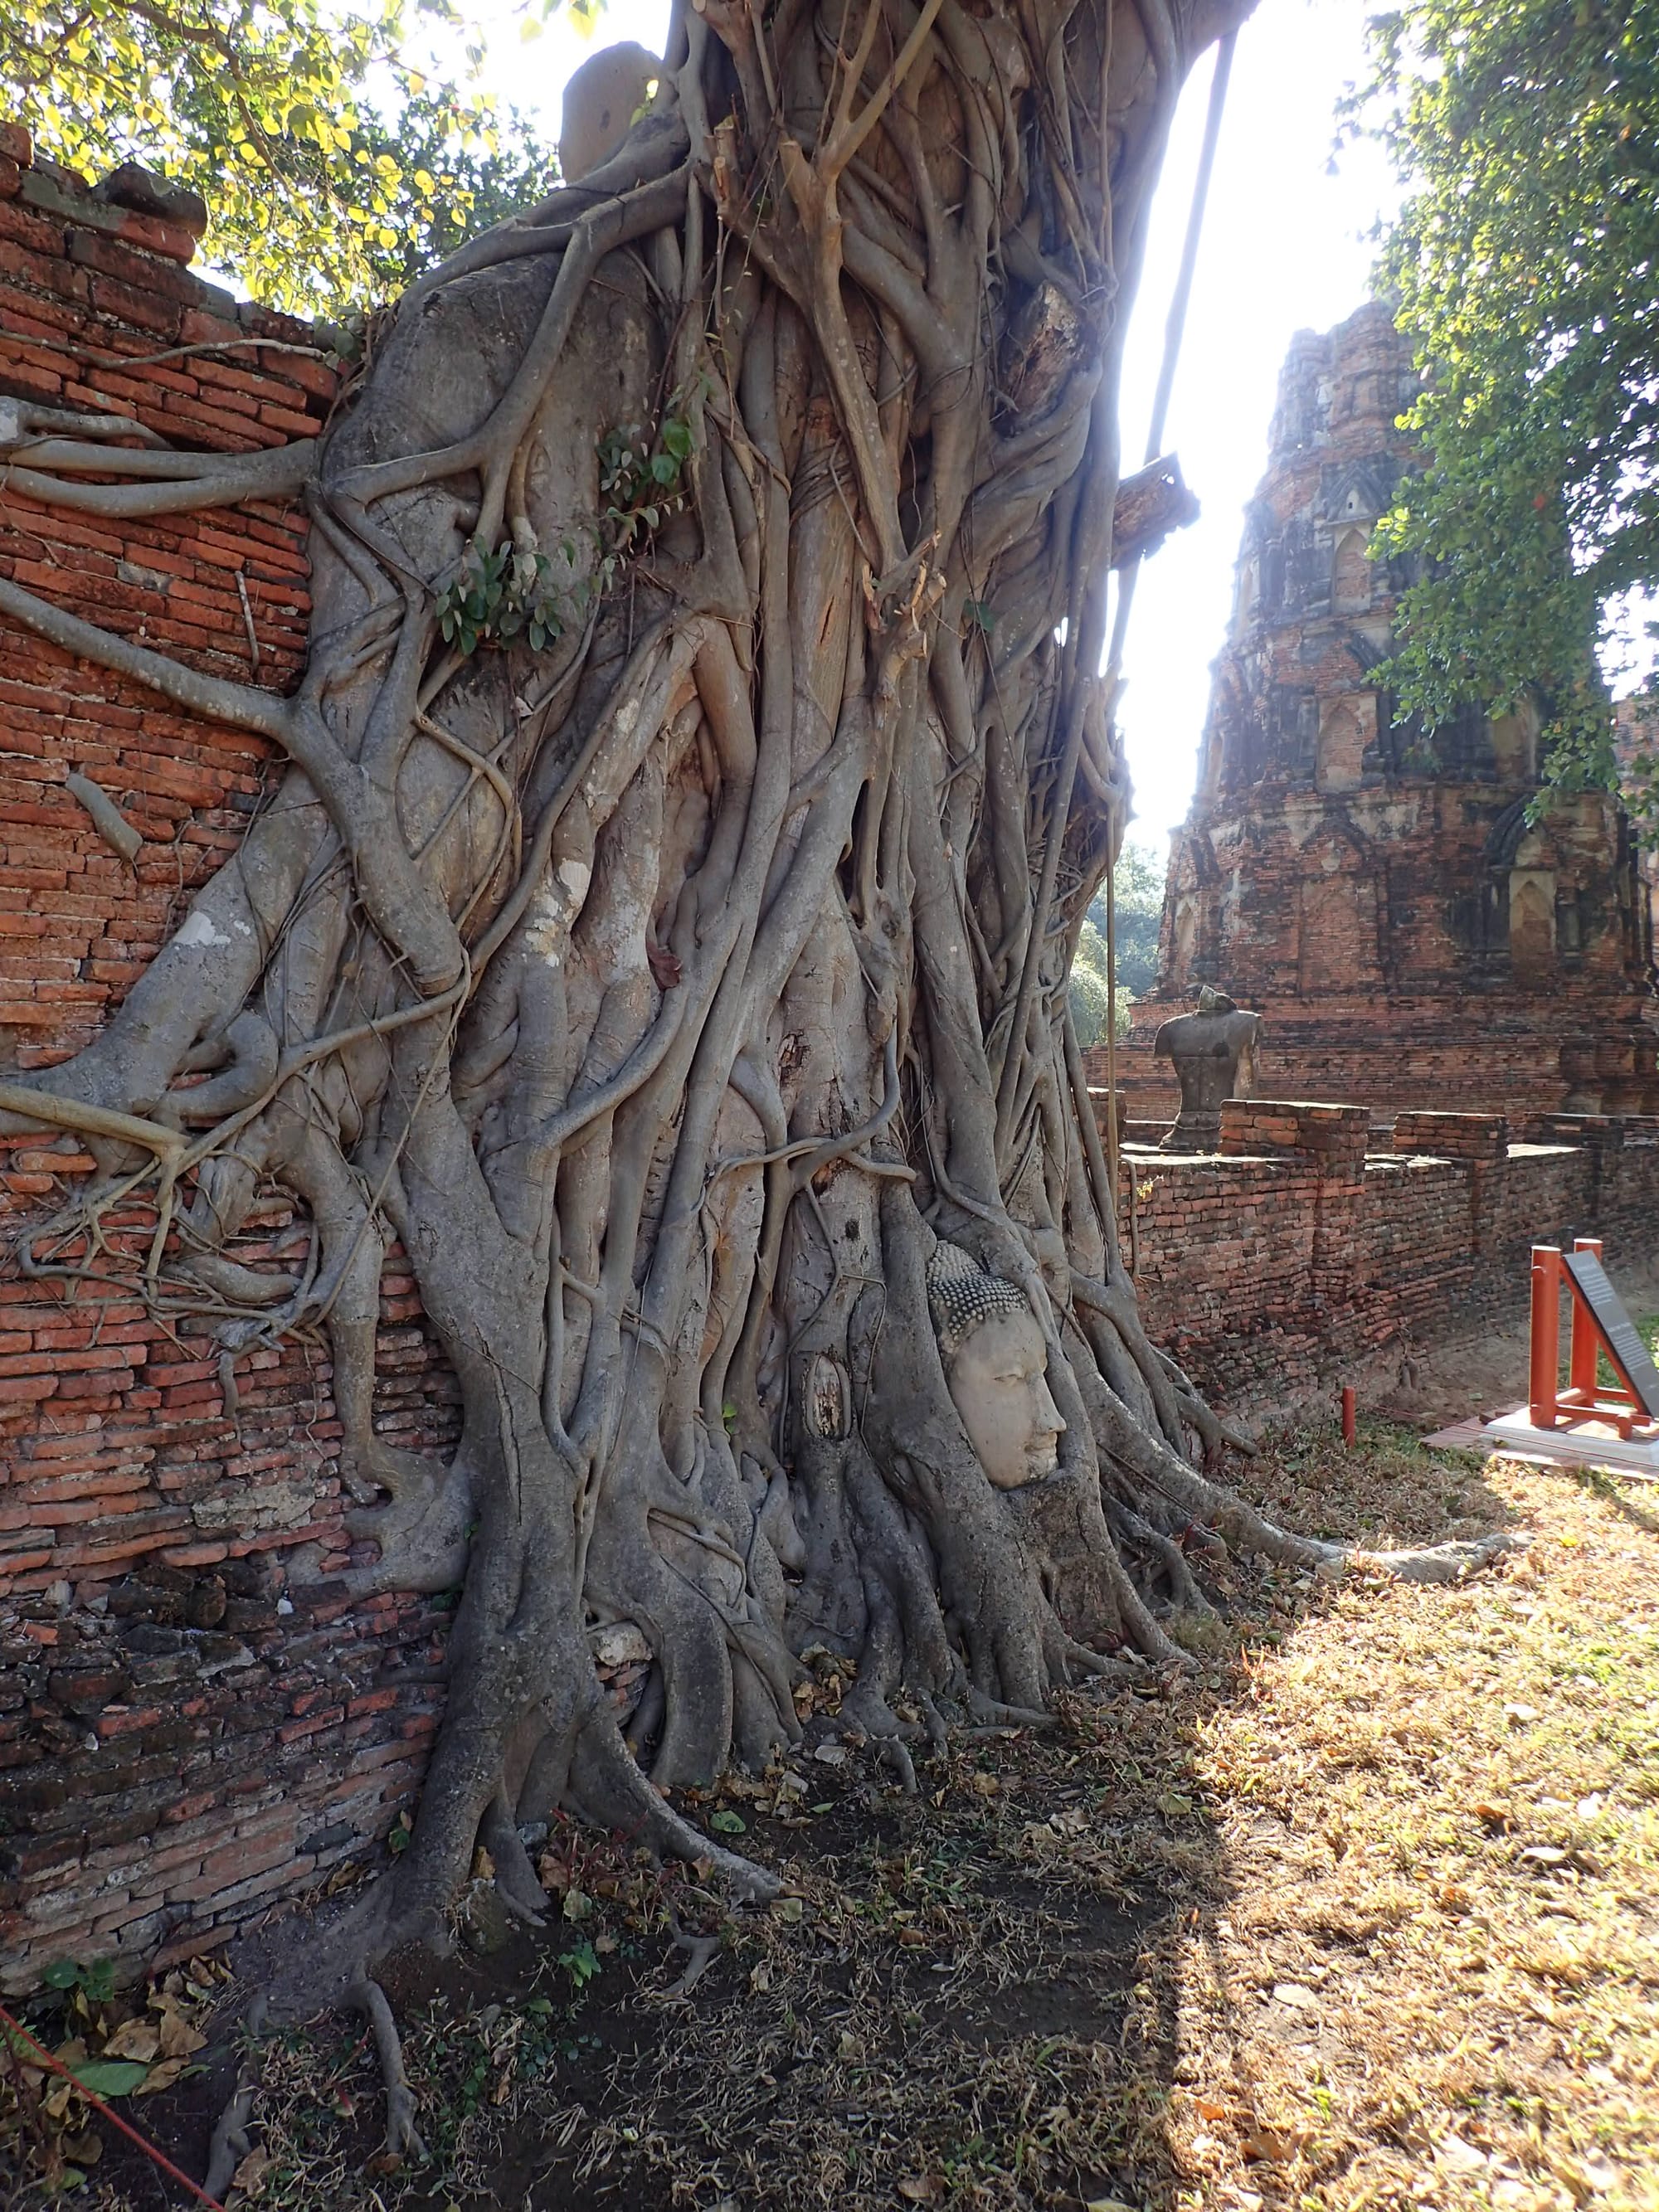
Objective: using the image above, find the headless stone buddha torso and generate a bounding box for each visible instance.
[1153,990,1262,1153]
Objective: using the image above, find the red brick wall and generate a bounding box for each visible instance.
[1114,1098,1659,1413]
[0,127,451,1993]
[2,125,1653,2000]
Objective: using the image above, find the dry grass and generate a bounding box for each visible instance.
[8,1388,1658,2212]
[1169,1430,1659,2212]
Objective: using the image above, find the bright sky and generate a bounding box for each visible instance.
[445,0,1396,858]
[1113,1,1397,856]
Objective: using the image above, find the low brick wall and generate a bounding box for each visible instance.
[1112,1098,1659,1412]
[2,115,1656,2003]
[0,128,451,1993]
[1091,1006,1659,1125]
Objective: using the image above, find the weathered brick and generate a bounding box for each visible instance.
[1107,301,1658,1128]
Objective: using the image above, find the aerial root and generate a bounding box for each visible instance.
[663,1914,726,1997]
[1056,1636,1149,1687]
[880,1738,919,1793]
[202,2072,259,2203]
[566,1714,781,1903]
[1108,1499,1215,1616]
[349,1976,429,2164]
[966,1688,1057,1729]
[1349,1530,1520,1584]
[481,1789,550,1924]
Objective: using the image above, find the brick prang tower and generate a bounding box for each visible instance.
[1121,299,1659,1124]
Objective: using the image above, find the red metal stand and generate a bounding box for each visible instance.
[1527,1238,1657,1440]
[1527,1244,1561,1428]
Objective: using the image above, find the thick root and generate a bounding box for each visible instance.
[351,1978,430,2165]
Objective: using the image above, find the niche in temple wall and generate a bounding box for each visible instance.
[1556,886,1588,959]
[1296,825,1382,991]
[1331,524,1372,614]
[1170,892,1199,982]
[1510,873,1557,976]
[1508,829,1557,980]
[1316,693,1374,793]
[1233,550,1261,634]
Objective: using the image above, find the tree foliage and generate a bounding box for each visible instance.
[1360,0,1659,832]
[1094,838,1165,999]
[1067,921,1116,1044]
[1068,839,1164,1043]
[0,0,557,314]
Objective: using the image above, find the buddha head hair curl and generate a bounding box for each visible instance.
[926,1240,1032,1363]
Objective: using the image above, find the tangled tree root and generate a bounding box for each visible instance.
[0,0,1515,2171]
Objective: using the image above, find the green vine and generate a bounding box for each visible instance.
[597,411,693,573]
[435,538,579,659]
[432,407,696,659]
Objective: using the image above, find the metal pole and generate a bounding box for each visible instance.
[1104,845,1120,1198]
[1104,26,1237,693]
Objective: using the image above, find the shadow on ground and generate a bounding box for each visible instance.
[24,1409,1657,2212]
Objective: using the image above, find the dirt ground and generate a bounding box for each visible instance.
[6,1317,1658,2212]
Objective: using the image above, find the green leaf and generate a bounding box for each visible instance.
[0,0,561,313]
[558,1939,600,1986]
[649,450,679,485]
[69,2059,150,2098]
[708,1808,747,1834]
[660,419,693,462]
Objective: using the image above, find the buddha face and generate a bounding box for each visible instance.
[945,1306,1067,1490]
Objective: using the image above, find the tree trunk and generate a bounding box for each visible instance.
[6,0,1492,2142]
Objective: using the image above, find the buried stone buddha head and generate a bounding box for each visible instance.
[925,1241,1066,1490]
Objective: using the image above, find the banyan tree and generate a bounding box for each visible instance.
[0,0,1495,2161]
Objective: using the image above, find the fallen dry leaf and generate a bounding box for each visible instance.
[133,2055,190,2097]
[156,2004,207,2059]
[100,2020,161,2064]
[1435,2133,1489,2174]
[1241,2127,1299,2163]
[229,2144,272,2197]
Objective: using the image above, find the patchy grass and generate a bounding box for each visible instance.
[7,1421,1657,2211]
[1172,1430,1659,2212]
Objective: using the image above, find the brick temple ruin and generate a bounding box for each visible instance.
[1112,299,1659,1122]
[2,146,1657,1996]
